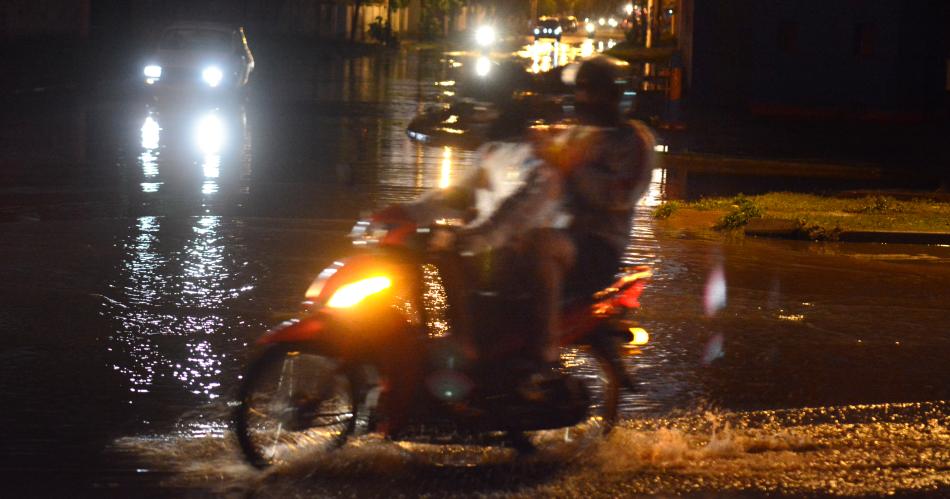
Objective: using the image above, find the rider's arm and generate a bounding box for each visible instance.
[399,164,485,224]
[457,163,563,254]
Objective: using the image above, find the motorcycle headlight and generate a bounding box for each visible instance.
[202,66,224,87]
[144,64,162,78]
[326,276,392,308]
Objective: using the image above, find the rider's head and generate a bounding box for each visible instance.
[570,56,626,126]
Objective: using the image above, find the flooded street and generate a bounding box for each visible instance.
[1,41,948,497]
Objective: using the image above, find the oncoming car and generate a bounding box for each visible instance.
[143,22,254,92]
[533,18,563,42]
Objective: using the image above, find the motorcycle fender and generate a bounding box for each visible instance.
[256,316,329,346]
[255,308,417,359]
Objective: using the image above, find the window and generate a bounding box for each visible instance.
[777,19,797,53]
[853,22,874,57]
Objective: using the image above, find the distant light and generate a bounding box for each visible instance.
[598,17,606,26]
[475,25,496,47]
[608,18,618,28]
[202,66,223,87]
[625,3,634,15]
[654,144,669,152]
[144,64,162,78]
[585,23,595,34]
[475,56,491,77]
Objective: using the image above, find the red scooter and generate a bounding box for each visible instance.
[232,213,650,468]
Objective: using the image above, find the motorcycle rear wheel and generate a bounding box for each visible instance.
[526,346,621,452]
[233,347,356,468]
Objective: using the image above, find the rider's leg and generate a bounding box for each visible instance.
[434,251,478,361]
[523,228,577,364]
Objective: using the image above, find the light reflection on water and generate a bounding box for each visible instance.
[107,104,258,405]
[106,214,243,402]
[518,38,616,74]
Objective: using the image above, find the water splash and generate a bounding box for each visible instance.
[112,401,949,497]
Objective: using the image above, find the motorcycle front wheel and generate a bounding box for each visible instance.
[233,347,357,468]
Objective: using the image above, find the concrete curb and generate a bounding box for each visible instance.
[744,219,950,245]
[661,152,883,180]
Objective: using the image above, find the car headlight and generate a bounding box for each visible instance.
[555,26,562,34]
[144,64,162,78]
[475,25,496,47]
[534,28,540,34]
[202,66,224,87]
[586,23,596,34]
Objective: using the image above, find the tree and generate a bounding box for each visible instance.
[348,0,368,41]
[419,0,468,39]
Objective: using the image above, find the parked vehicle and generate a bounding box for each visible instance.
[560,16,579,33]
[232,205,651,468]
[142,22,254,92]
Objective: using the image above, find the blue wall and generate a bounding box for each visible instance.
[688,0,948,116]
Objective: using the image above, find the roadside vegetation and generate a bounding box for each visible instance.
[652,193,950,240]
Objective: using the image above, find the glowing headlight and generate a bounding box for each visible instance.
[534,28,540,35]
[144,65,162,78]
[475,56,491,77]
[555,26,562,34]
[326,276,392,308]
[202,66,224,87]
[598,18,606,26]
[608,18,618,28]
[475,25,496,47]
[585,23,595,34]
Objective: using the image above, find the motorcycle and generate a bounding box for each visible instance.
[232,212,651,469]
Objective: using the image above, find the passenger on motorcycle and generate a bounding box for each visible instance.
[527,56,656,368]
[434,56,656,374]
[380,56,655,411]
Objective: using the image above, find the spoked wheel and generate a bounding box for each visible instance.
[525,346,622,453]
[233,347,357,468]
